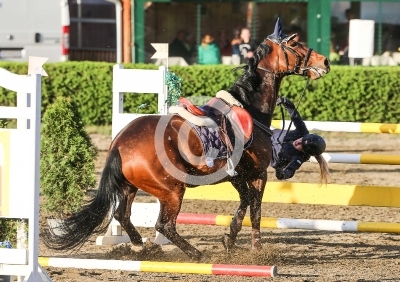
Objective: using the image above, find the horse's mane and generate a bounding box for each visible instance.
[229,41,271,106]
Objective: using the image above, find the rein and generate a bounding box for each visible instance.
[278,76,310,145]
[253,119,273,136]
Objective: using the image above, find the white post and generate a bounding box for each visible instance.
[0,65,46,281]
[105,0,122,63]
[348,19,375,66]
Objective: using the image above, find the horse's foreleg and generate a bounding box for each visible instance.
[223,178,250,251]
[248,178,266,251]
[155,186,203,261]
[114,185,143,247]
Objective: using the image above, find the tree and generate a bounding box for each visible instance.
[40,97,98,216]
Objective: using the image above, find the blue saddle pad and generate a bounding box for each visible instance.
[191,123,228,159]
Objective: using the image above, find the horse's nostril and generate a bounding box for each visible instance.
[324,58,330,66]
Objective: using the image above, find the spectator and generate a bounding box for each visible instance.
[198,34,220,65]
[218,30,232,57]
[169,30,192,64]
[238,27,258,64]
[231,28,241,65]
[218,30,232,65]
[184,32,197,64]
[338,9,356,65]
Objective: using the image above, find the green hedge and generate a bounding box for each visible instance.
[0,62,399,125]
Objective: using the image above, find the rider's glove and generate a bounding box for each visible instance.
[275,168,285,180]
[276,168,295,180]
[277,97,296,111]
[276,96,287,106]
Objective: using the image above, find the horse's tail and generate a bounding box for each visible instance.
[44,147,126,251]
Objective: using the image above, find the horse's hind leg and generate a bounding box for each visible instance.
[247,179,265,251]
[114,184,143,247]
[154,186,203,261]
[222,178,250,251]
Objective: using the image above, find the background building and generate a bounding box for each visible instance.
[68,0,400,65]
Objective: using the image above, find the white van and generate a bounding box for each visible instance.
[0,0,70,62]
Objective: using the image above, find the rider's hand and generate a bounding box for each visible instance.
[283,168,295,179]
[276,168,295,180]
[276,96,287,106]
[275,168,285,180]
[277,97,296,110]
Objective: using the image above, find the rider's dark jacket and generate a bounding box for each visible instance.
[270,98,310,180]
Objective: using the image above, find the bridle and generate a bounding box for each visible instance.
[255,33,312,139]
[256,34,313,77]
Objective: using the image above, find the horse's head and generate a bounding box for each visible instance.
[257,18,330,80]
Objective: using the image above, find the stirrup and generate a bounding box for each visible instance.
[226,158,237,176]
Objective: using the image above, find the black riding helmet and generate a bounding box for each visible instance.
[302,134,326,156]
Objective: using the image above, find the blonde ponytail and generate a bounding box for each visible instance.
[314,154,330,185]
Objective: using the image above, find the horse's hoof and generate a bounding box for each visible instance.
[144,240,163,251]
[252,238,263,251]
[190,249,203,262]
[199,253,211,263]
[130,243,144,252]
[222,234,235,251]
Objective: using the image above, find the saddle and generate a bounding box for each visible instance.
[169,90,254,146]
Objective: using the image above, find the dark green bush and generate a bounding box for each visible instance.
[40,97,98,216]
[0,219,18,246]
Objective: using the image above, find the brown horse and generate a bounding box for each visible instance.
[44,18,330,261]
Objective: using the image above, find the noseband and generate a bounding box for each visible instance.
[257,35,313,77]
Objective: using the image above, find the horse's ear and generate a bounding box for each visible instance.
[268,17,288,42]
[272,17,283,38]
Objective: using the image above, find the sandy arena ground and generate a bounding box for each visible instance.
[38,131,400,282]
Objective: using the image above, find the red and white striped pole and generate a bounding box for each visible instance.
[39,257,278,278]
